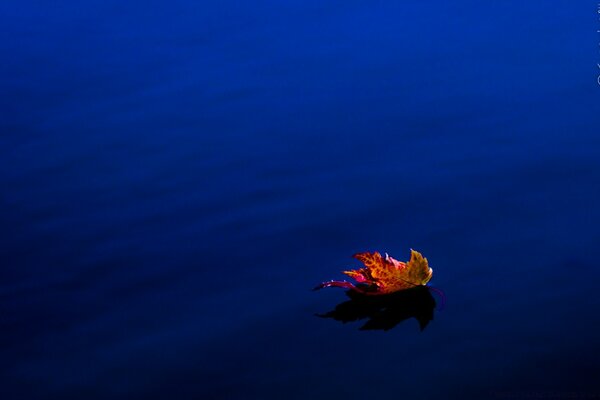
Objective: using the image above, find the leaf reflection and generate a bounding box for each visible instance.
[316,286,436,331]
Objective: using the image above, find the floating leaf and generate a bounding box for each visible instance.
[314,249,432,295]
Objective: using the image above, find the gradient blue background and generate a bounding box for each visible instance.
[2,1,600,399]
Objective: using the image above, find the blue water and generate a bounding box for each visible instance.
[2,1,600,399]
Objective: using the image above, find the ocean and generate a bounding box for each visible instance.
[1,1,600,399]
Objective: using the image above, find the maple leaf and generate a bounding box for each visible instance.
[314,249,433,295]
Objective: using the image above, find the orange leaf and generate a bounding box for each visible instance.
[315,249,432,295]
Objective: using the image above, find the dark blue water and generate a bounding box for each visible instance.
[2,1,600,399]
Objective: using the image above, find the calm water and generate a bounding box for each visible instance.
[2,1,600,399]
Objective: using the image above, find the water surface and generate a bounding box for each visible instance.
[1,1,600,399]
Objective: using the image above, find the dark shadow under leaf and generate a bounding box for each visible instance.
[316,286,436,331]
